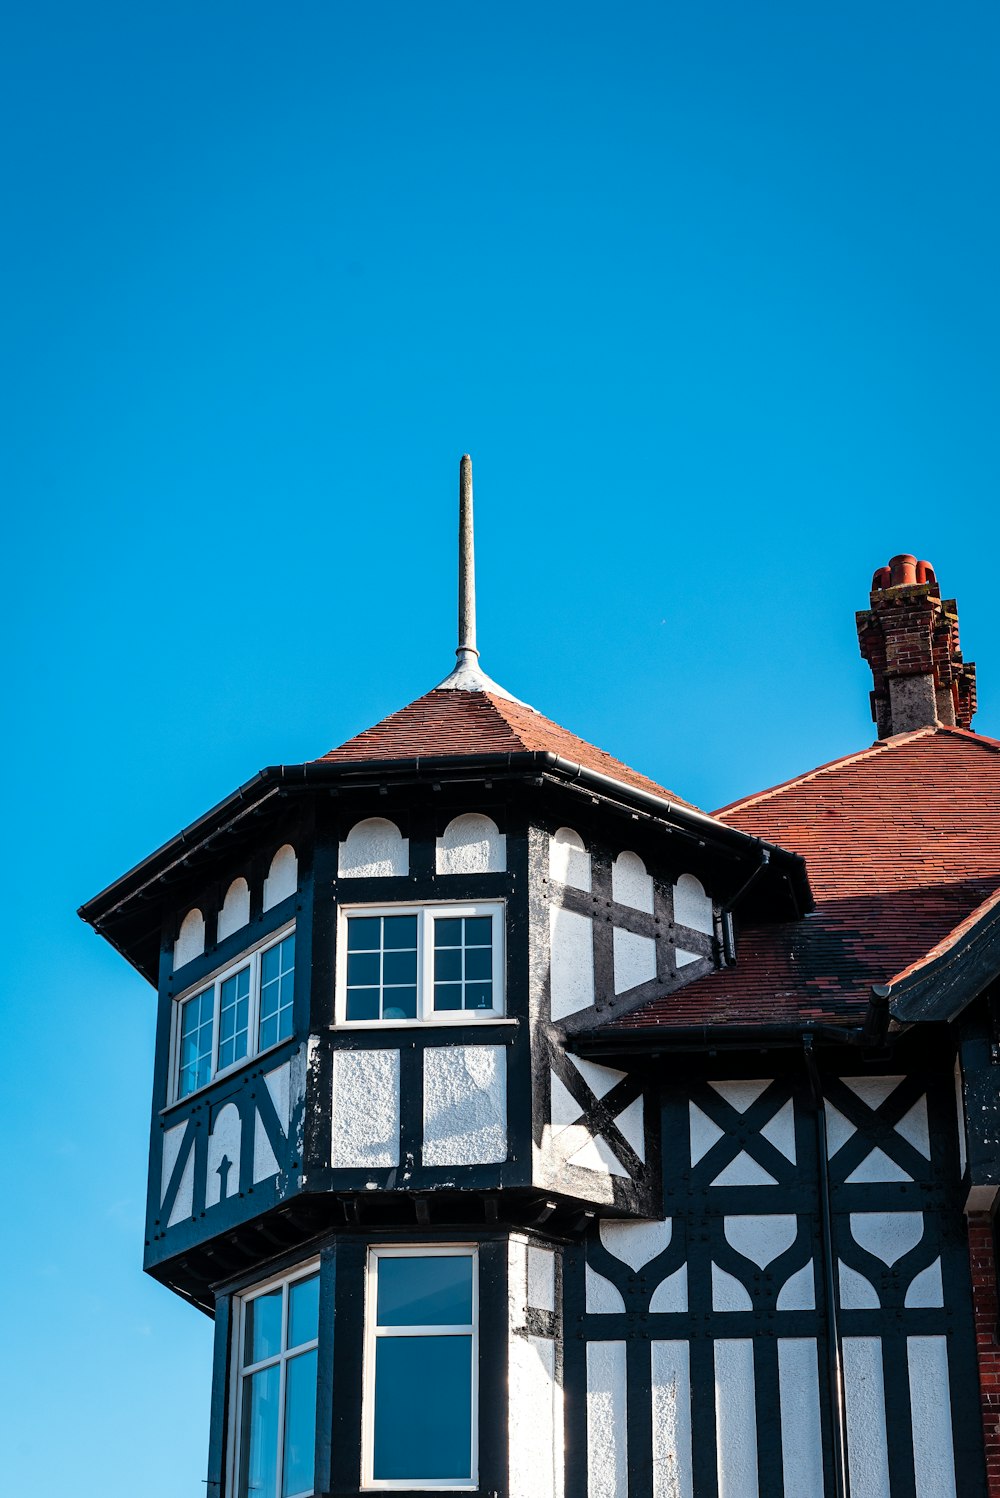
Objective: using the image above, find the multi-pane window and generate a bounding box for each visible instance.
[339,905,503,1024]
[364,1249,477,1488]
[235,1265,319,1498]
[173,927,295,1100]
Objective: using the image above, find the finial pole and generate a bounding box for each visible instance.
[457,454,479,664]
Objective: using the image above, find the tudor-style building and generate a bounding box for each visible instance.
[81,463,1000,1498]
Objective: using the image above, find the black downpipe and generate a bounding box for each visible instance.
[803,1035,850,1498]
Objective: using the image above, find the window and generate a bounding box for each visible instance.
[364,1248,478,1489]
[338,904,503,1024]
[233,1264,319,1498]
[173,927,295,1100]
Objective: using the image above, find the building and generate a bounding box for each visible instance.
[80,460,1000,1498]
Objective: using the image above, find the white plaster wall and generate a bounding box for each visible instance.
[338,818,409,878]
[174,908,205,968]
[254,1060,291,1183]
[713,1339,758,1498]
[528,1246,556,1312]
[206,1102,242,1207]
[651,1341,693,1498]
[586,1341,628,1498]
[907,1336,957,1498]
[331,1049,400,1167]
[263,845,297,910]
[550,907,595,1020]
[550,828,592,892]
[161,1121,189,1214]
[508,1236,563,1498]
[777,1339,823,1498]
[436,813,506,874]
[599,1219,671,1271]
[612,928,656,994]
[724,1215,797,1268]
[673,873,713,935]
[217,877,250,941]
[843,1338,890,1498]
[612,852,653,913]
[586,1265,626,1313]
[422,1045,507,1166]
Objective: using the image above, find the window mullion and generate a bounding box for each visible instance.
[211,978,222,1080]
[421,909,432,1020]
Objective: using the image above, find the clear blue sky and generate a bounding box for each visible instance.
[3,3,998,1492]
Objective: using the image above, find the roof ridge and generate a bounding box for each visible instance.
[713,727,951,818]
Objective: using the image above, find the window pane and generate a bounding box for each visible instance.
[347,916,381,951]
[383,915,417,949]
[465,917,492,946]
[347,952,380,987]
[382,987,416,1020]
[464,947,492,982]
[245,1288,284,1365]
[179,990,213,1096]
[434,983,463,1011]
[377,1254,473,1327]
[465,983,493,1011]
[239,1364,281,1498]
[373,1336,473,1481]
[434,947,462,982]
[346,988,379,1021]
[383,949,417,985]
[282,1348,317,1497]
[435,917,463,947]
[260,935,295,1051]
[288,1275,319,1348]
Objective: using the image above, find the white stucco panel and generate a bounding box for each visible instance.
[436,813,506,874]
[174,908,205,969]
[422,1044,507,1166]
[338,817,409,878]
[586,1341,628,1498]
[550,828,592,892]
[509,1334,562,1498]
[263,844,298,910]
[550,907,595,1020]
[331,1049,400,1168]
[673,873,713,935]
[613,928,656,994]
[612,851,654,913]
[217,877,250,941]
[206,1102,242,1208]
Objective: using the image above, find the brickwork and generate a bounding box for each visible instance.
[969,1212,1000,1496]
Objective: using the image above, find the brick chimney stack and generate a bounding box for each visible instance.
[856,554,977,737]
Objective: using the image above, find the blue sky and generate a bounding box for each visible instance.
[2,4,998,1492]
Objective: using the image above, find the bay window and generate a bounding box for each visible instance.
[338,903,503,1024]
[363,1248,478,1488]
[172,926,295,1101]
[234,1264,319,1498]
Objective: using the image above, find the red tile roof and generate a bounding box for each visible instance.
[320,688,699,808]
[614,727,1000,1030]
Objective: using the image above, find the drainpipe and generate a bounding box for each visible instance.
[803,1034,850,1498]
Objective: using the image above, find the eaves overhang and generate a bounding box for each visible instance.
[884,888,1000,1025]
[78,750,812,979]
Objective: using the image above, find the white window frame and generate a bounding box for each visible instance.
[335,902,504,1027]
[362,1246,479,1492]
[229,1258,321,1498]
[169,920,295,1104]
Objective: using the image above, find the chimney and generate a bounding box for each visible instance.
[856,554,977,737]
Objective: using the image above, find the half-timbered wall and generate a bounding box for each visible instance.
[564,1063,986,1498]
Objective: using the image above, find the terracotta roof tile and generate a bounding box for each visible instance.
[615,727,1000,1030]
[319,688,698,808]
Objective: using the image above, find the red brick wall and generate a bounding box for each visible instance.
[969,1212,1000,1496]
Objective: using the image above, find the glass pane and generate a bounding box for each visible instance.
[259,1013,278,1052]
[382,987,416,1020]
[434,983,462,1011]
[245,1288,284,1365]
[373,1335,473,1481]
[347,916,381,951]
[383,949,417,985]
[288,1274,319,1348]
[383,915,418,949]
[434,948,462,982]
[465,917,492,946]
[435,917,463,947]
[346,988,379,1021]
[464,947,492,981]
[282,1348,317,1497]
[465,983,493,1011]
[347,951,380,987]
[377,1254,473,1326]
[239,1363,281,1498]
